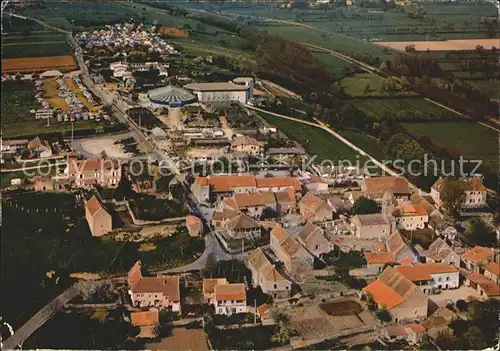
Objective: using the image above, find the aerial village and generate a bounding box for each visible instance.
[1,10,499,351]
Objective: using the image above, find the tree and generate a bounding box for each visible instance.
[441,179,466,213]
[271,313,291,345]
[465,218,497,247]
[363,82,371,95]
[464,326,486,349]
[352,197,380,215]
[456,299,468,312]
[261,207,278,220]
[375,308,392,323]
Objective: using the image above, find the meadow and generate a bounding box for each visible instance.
[260,112,365,163]
[349,97,460,120]
[402,121,498,170]
[313,52,357,78]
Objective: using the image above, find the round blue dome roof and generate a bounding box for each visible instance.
[148,85,196,107]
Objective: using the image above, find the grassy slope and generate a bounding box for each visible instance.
[313,52,356,77]
[260,112,365,163]
[402,121,498,170]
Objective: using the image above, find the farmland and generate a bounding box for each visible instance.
[376,38,499,52]
[349,97,461,120]
[260,112,366,163]
[2,55,77,73]
[401,121,498,172]
[1,17,72,58]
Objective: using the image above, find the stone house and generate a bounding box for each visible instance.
[32,176,69,192]
[131,310,160,339]
[85,195,112,237]
[270,224,314,277]
[424,238,460,267]
[464,272,500,299]
[275,188,297,215]
[296,222,333,257]
[304,175,328,194]
[391,204,429,230]
[68,156,121,188]
[127,261,181,312]
[351,213,392,240]
[430,178,487,210]
[299,192,333,224]
[362,177,411,203]
[387,230,419,265]
[230,135,264,156]
[248,248,292,299]
[461,246,494,273]
[222,212,261,240]
[396,263,460,293]
[363,266,429,324]
[484,261,500,284]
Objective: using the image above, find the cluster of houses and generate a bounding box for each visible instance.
[109,60,169,83]
[75,22,179,57]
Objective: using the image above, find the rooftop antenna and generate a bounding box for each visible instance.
[1,1,10,34]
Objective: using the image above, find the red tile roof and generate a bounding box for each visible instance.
[365,252,394,265]
[131,311,160,327]
[85,196,107,216]
[485,261,500,276]
[392,204,428,217]
[271,224,288,242]
[363,280,404,309]
[203,278,228,295]
[128,261,180,302]
[462,246,493,263]
[215,283,246,301]
[364,177,410,198]
[256,177,301,191]
[406,323,426,334]
[195,175,256,192]
[467,273,500,297]
[396,263,458,282]
[185,215,202,226]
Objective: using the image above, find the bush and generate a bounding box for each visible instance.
[375,308,392,323]
[456,299,468,312]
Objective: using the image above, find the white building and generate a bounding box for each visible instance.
[396,263,460,294]
[213,283,247,315]
[184,78,254,104]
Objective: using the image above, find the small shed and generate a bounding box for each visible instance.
[151,127,167,140]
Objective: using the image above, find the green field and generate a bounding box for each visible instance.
[340,73,418,97]
[313,52,356,78]
[262,24,395,61]
[260,112,365,163]
[336,129,386,161]
[402,121,498,170]
[466,80,500,100]
[1,19,72,58]
[349,97,460,120]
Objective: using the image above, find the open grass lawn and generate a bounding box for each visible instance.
[336,129,386,161]
[260,112,365,163]
[402,121,499,171]
[349,97,460,119]
[313,52,356,78]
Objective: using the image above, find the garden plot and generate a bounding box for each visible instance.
[283,297,375,342]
